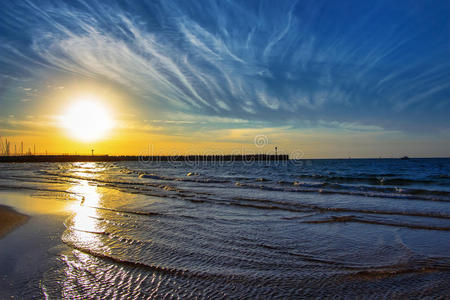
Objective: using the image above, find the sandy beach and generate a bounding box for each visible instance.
[0,205,29,238]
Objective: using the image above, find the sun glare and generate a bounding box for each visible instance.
[63,96,113,142]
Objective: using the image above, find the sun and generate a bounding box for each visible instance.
[63,96,113,142]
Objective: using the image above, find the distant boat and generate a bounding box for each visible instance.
[400,156,410,160]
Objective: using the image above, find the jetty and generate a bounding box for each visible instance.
[0,154,289,163]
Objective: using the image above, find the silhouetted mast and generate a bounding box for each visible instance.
[5,139,10,156]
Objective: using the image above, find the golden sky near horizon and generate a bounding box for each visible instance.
[1,1,450,158]
[0,80,448,158]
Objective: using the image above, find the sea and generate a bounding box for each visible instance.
[0,158,449,298]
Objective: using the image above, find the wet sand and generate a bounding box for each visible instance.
[0,191,72,298]
[0,205,29,238]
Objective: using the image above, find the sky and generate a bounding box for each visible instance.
[0,0,449,158]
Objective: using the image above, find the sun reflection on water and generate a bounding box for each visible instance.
[59,162,118,295]
[66,163,108,250]
[71,162,107,179]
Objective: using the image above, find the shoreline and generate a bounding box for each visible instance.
[0,190,72,298]
[0,205,30,238]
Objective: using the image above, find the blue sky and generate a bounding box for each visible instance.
[0,0,449,157]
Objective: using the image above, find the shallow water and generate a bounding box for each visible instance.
[0,158,449,298]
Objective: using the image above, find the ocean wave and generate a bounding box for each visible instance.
[231,197,450,219]
[296,174,438,186]
[82,205,165,217]
[61,234,258,283]
[62,238,194,278]
[139,173,166,180]
[36,167,450,203]
[302,215,450,231]
[236,181,450,202]
[349,259,450,279]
